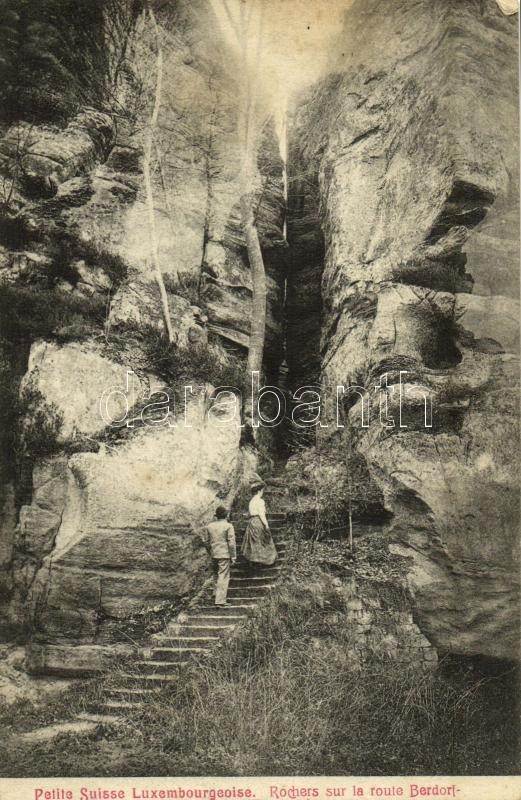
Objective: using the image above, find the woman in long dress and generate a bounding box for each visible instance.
[241,482,277,567]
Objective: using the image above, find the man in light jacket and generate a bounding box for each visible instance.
[203,505,237,606]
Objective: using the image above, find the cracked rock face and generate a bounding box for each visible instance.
[13,333,248,673]
[289,0,519,659]
[20,389,244,675]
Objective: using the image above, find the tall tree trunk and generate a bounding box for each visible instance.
[340,399,355,555]
[242,191,266,376]
[143,5,175,343]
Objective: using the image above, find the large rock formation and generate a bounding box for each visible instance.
[20,386,244,675]
[288,0,519,659]
[0,0,517,674]
[0,0,283,671]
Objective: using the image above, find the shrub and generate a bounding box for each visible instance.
[0,345,21,482]
[0,215,41,250]
[0,283,105,342]
[0,217,128,289]
[16,379,63,461]
[0,0,144,125]
[143,328,245,394]
[0,362,63,502]
[46,230,128,288]
[162,272,200,305]
[45,240,82,286]
[285,439,385,540]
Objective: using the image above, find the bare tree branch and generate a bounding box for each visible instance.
[143,4,175,343]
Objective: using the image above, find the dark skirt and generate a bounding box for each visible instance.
[241,515,277,566]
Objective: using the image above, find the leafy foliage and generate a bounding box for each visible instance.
[17,377,63,460]
[46,230,128,287]
[0,213,128,288]
[285,438,385,540]
[0,353,62,494]
[0,214,41,250]
[162,271,200,305]
[0,345,21,482]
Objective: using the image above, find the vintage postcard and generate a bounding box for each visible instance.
[0,0,519,796]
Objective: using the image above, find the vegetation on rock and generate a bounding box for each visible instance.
[285,437,385,544]
[0,0,142,124]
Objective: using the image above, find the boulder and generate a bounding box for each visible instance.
[21,341,152,441]
[0,110,114,198]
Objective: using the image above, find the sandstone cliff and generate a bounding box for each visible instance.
[287,0,519,660]
[0,0,284,672]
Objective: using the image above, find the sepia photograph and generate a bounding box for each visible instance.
[0,0,519,788]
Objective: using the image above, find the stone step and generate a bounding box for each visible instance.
[228,582,273,598]
[206,598,256,607]
[77,712,122,724]
[225,596,260,604]
[194,604,253,614]
[134,660,189,672]
[180,619,241,628]
[155,634,220,643]
[234,562,285,572]
[106,687,156,699]
[158,625,231,638]
[226,586,270,606]
[229,576,276,584]
[237,542,288,563]
[131,657,186,686]
[231,566,282,578]
[150,646,208,664]
[228,581,275,590]
[119,671,182,686]
[182,615,244,626]
[102,700,143,712]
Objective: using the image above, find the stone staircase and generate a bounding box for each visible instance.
[99,510,288,714]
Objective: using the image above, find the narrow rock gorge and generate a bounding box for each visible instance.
[0,0,518,680]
